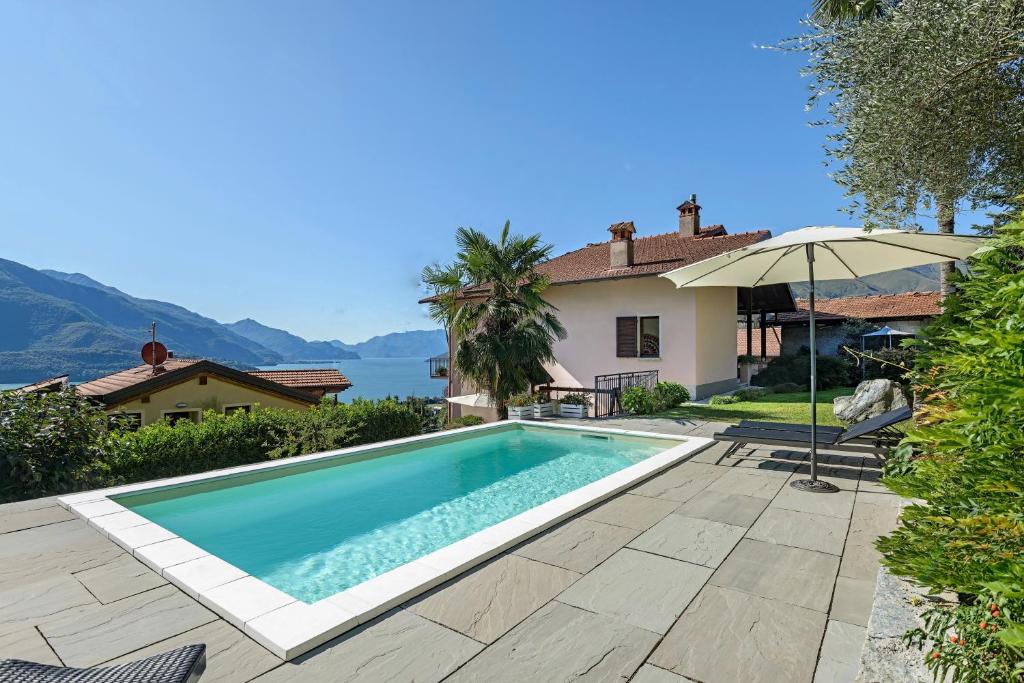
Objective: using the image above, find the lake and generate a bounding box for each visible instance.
[258,357,447,402]
[2,358,448,402]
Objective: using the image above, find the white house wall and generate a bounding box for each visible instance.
[544,277,739,400]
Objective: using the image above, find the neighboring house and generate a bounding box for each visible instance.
[426,196,778,420]
[773,291,941,356]
[18,358,351,428]
[736,325,782,360]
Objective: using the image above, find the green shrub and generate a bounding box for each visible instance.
[708,394,740,406]
[559,392,593,407]
[769,382,804,394]
[875,218,1024,678]
[732,387,769,402]
[1,395,423,500]
[620,386,656,415]
[751,352,855,390]
[506,392,538,408]
[652,382,689,410]
[0,389,109,502]
[445,415,486,430]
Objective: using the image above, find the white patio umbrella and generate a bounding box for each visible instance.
[661,226,989,493]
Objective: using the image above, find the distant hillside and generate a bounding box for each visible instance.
[0,260,283,383]
[331,329,447,358]
[789,265,940,299]
[226,319,359,362]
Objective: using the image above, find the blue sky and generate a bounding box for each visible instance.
[0,2,970,341]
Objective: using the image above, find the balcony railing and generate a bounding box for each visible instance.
[428,355,449,379]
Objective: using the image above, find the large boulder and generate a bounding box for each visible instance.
[833,379,908,423]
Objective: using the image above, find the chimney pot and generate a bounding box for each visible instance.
[677,193,701,236]
[608,221,635,268]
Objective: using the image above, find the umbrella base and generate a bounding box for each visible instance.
[790,479,840,494]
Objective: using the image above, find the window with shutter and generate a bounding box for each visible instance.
[616,316,638,357]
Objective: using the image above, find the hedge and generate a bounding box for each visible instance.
[0,393,422,502]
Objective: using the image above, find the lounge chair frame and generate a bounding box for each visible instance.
[714,406,911,460]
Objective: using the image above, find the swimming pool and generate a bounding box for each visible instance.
[59,421,710,659]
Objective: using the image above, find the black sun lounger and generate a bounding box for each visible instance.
[714,405,911,459]
[0,644,205,683]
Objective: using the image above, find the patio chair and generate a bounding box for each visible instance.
[0,644,205,683]
[713,405,911,460]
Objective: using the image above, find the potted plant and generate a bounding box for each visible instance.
[533,392,555,418]
[507,392,536,420]
[557,392,591,418]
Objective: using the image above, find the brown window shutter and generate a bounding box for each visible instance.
[616,317,638,357]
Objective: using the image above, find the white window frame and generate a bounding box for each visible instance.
[636,313,663,360]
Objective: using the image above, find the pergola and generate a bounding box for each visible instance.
[737,284,797,361]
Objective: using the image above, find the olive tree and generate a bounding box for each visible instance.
[785,0,1024,294]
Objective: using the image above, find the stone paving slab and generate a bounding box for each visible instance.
[710,539,840,613]
[39,584,217,667]
[830,576,876,628]
[408,554,578,644]
[746,507,849,556]
[556,548,712,634]
[628,514,745,568]
[0,627,62,666]
[449,601,658,682]
[631,663,695,682]
[0,574,97,637]
[772,480,857,519]
[73,553,168,604]
[253,609,483,683]
[815,619,867,683]
[704,468,788,499]
[0,520,123,588]
[513,517,637,574]
[649,585,827,683]
[105,621,283,683]
[675,489,769,527]
[583,492,680,531]
[630,462,726,503]
[0,503,75,535]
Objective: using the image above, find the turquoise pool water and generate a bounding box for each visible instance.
[117,425,670,603]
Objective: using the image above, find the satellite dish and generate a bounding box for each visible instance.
[142,341,168,366]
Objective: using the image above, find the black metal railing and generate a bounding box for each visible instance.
[428,355,449,379]
[593,370,659,418]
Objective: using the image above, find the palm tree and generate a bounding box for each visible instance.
[422,221,566,416]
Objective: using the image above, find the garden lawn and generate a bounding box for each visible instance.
[659,387,854,427]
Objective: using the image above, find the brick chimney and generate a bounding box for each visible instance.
[608,221,635,268]
[677,194,701,236]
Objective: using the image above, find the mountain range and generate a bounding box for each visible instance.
[0,258,446,383]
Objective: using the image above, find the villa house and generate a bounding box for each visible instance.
[431,196,778,421]
[19,358,351,428]
[771,291,941,356]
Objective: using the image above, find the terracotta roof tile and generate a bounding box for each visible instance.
[76,359,202,397]
[737,326,782,357]
[247,369,352,391]
[782,291,941,323]
[535,226,771,285]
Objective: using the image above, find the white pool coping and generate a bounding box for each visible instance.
[59,420,711,660]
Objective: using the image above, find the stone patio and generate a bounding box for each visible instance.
[0,417,903,682]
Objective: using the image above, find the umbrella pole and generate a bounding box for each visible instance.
[792,243,839,494]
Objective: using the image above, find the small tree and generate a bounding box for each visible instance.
[422,222,566,416]
[785,0,1024,293]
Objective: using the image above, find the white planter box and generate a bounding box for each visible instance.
[508,406,534,420]
[534,402,555,418]
[558,403,587,419]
